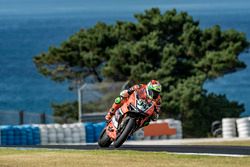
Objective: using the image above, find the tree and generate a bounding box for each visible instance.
[34,8,249,137]
[52,102,78,123]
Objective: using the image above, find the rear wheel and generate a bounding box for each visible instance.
[113,117,135,148]
[98,127,112,147]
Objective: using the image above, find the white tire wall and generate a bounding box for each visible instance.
[63,124,72,144]
[71,124,81,143]
[174,120,183,139]
[236,117,250,138]
[222,118,237,138]
[39,125,48,145]
[79,123,86,143]
[38,123,86,145]
[143,136,151,140]
[133,128,144,140]
[47,124,57,143]
[165,119,177,139]
[55,124,64,143]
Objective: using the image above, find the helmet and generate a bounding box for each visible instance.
[146,80,162,99]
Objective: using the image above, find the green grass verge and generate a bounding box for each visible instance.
[0,148,250,167]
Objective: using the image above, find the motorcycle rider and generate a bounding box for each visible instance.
[105,80,162,125]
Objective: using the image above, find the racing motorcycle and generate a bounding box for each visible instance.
[98,91,155,148]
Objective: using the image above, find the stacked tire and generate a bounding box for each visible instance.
[13,126,21,145]
[0,125,40,145]
[236,117,250,138]
[222,118,237,138]
[132,128,144,140]
[32,126,41,145]
[78,123,86,143]
[93,122,106,142]
[47,124,57,143]
[26,125,34,145]
[85,123,95,143]
[16,126,27,145]
[37,123,87,144]
[39,125,48,145]
[55,124,64,143]
[0,126,11,145]
[63,124,72,144]
[173,120,183,139]
[70,123,82,143]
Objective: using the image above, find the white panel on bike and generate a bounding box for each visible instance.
[112,116,118,128]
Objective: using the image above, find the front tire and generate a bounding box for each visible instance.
[113,117,135,148]
[98,127,112,147]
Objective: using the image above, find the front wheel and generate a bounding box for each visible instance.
[113,117,135,148]
[98,127,112,147]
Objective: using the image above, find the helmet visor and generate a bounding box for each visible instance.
[148,89,160,99]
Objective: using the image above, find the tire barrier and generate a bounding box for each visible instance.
[39,123,86,144]
[132,128,145,140]
[169,120,183,139]
[132,119,182,140]
[85,123,95,143]
[0,122,100,145]
[39,124,48,145]
[236,117,250,138]
[0,120,182,145]
[93,122,106,142]
[222,118,237,138]
[0,125,40,145]
[84,122,106,143]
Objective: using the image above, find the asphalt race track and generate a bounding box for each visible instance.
[1,145,250,156]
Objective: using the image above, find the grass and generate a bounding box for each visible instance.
[0,148,250,167]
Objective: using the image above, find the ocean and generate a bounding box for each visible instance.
[0,0,250,116]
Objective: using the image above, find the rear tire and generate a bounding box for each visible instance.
[113,117,135,148]
[98,127,112,147]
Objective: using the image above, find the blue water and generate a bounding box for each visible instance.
[0,0,249,116]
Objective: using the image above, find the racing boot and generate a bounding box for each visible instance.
[105,97,123,122]
[105,108,115,122]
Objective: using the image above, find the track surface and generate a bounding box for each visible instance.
[1,145,250,155]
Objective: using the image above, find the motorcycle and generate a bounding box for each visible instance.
[98,91,155,148]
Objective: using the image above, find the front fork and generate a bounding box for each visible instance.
[114,110,150,137]
[106,110,128,140]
